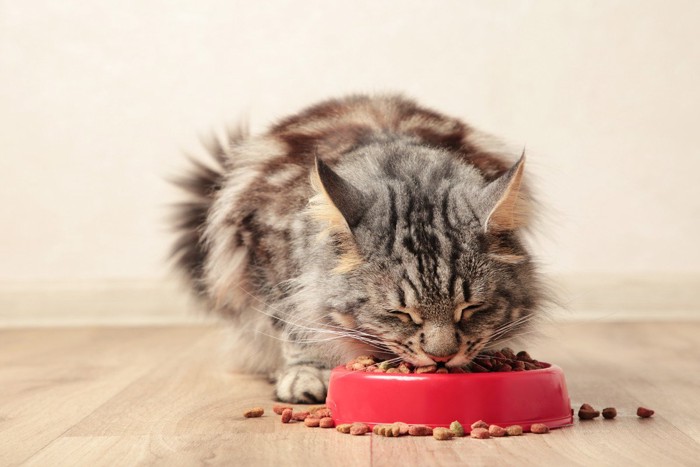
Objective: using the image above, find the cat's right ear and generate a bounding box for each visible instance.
[311,158,366,229]
[481,154,529,233]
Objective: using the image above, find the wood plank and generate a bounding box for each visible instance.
[0,326,214,465]
[6,322,700,466]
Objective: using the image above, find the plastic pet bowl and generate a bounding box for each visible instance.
[326,363,573,432]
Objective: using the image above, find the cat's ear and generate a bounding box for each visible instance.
[482,153,528,233]
[312,157,366,229]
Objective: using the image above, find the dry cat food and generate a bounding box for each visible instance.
[280,408,293,423]
[345,348,548,374]
[243,407,264,418]
[578,403,600,420]
[304,417,321,427]
[505,425,523,436]
[408,424,434,436]
[319,417,335,428]
[488,425,507,437]
[336,423,353,433]
[292,411,310,421]
[470,428,490,439]
[449,421,464,437]
[373,422,410,437]
[433,427,455,440]
[577,403,655,420]
[530,423,550,434]
[470,420,489,430]
[272,404,293,415]
[350,422,370,436]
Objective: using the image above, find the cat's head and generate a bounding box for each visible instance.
[310,141,544,368]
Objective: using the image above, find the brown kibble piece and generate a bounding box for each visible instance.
[433,427,455,440]
[243,407,264,418]
[272,404,293,415]
[336,423,352,433]
[415,365,437,374]
[310,408,332,419]
[637,407,654,418]
[304,417,320,427]
[531,423,549,434]
[436,367,449,374]
[394,422,410,436]
[602,407,617,419]
[408,424,433,436]
[578,403,600,420]
[350,423,370,435]
[505,425,523,436]
[292,411,310,421]
[281,408,293,423]
[488,425,507,437]
[449,421,464,437]
[470,427,490,439]
[470,420,489,430]
[373,424,401,437]
[319,417,335,428]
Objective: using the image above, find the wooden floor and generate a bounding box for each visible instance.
[2,321,699,466]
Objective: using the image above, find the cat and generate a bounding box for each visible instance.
[171,94,547,403]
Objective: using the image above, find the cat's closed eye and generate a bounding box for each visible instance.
[387,309,421,325]
[457,303,485,322]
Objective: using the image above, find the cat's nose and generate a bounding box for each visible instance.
[426,353,456,363]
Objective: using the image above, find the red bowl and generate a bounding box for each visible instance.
[326,363,573,432]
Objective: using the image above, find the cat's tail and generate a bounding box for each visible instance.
[169,128,246,295]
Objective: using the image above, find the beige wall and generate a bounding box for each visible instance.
[1,1,699,296]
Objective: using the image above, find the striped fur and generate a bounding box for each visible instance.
[171,95,548,402]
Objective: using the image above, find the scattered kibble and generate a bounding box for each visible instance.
[336,423,353,434]
[272,404,293,415]
[292,411,310,421]
[408,424,433,436]
[470,427,490,439]
[488,425,507,437]
[433,427,455,440]
[578,403,600,420]
[350,423,370,435]
[319,417,335,428]
[505,425,523,436]
[394,422,410,436]
[637,407,654,418]
[243,407,264,418]
[530,423,549,434]
[449,421,464,437]
[281,408,293,423]
[304,417,320,427]
[471,420,489,430]
[602,407,617,419]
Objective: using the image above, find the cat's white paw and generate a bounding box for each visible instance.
[275,365,330,403]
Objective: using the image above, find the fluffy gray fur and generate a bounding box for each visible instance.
[171,95,547,403]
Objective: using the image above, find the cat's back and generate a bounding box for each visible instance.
[175,94,515,309]
[222,95,510,209]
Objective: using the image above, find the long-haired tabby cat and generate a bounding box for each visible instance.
[172,94,547,403]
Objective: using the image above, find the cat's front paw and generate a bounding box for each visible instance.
[275,365,330,403]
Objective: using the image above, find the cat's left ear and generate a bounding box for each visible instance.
[312,157,366,230]
[482,153,528,233]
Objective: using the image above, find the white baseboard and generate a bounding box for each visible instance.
[0,279,217,327]
[0,274,698,327]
